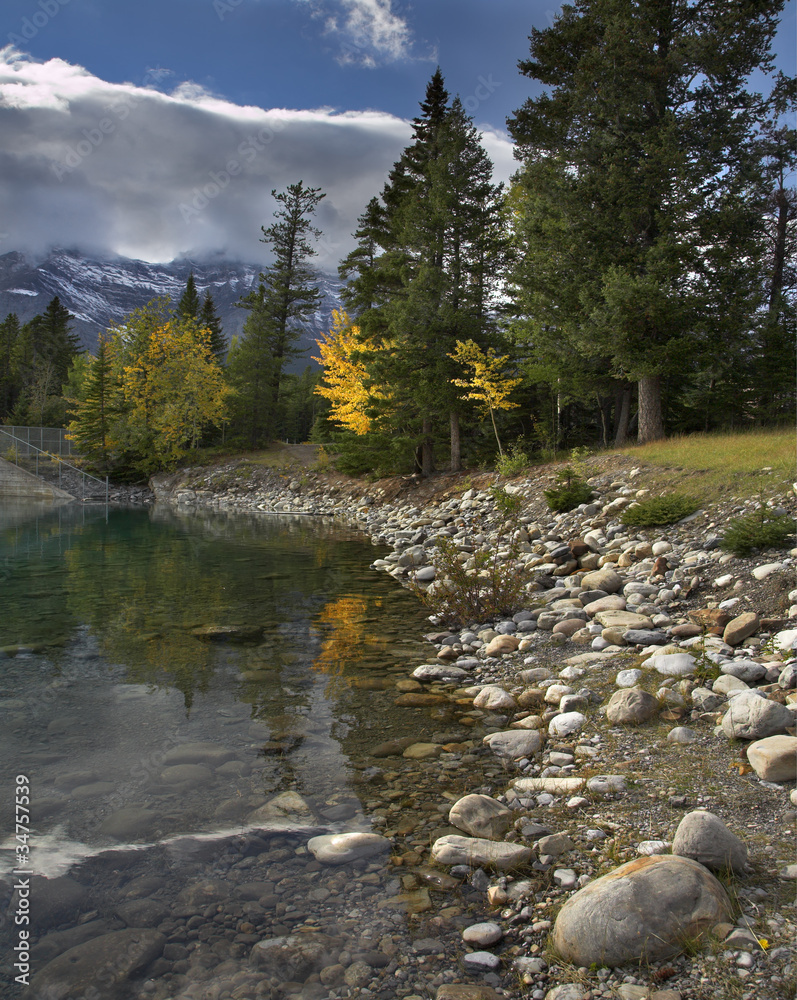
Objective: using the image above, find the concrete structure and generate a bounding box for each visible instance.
[0,458,74,501]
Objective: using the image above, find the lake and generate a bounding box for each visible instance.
[0,502,497,999]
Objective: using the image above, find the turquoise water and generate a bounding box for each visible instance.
[0,502,437,859]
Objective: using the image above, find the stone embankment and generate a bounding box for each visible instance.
[148,460,797,1000]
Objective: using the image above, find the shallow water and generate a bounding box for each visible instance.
[0,503,440,866]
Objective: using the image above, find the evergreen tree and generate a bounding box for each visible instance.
[0,312,20,419]
[508,0,785,442]
[230,181,325,445]
[10,297,80,425]
[66,335,115,467]
[339,70,507,474]
[199,291,226,360]
[176,273,201,320]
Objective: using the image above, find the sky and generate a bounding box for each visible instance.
[0,0,794,269]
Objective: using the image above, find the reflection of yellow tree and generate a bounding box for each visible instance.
[312,596,372,694]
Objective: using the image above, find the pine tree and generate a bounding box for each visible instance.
[230,181,325,445]
[66,335,115,467]
[10,297,80,425]
[339,71,507,474]
[0,312,20,419]
[508,0,785,442]
[199,291,226,360]
[176,273,201,321]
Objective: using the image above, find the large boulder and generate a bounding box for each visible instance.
[551,855,732,966]
[720,690,793,740]
[671,810,748,873]
[580,568,624,594]
[448,794,514,840]
[605,687,660,725]
[745,735,797,782]
[473,685,518,711]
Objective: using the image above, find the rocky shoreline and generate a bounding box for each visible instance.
[143,459,797,1000]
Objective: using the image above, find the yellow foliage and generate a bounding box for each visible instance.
[314,310,378,435]
[449,339,521,414]
[121,320,228,467]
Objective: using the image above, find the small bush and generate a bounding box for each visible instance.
[720,508,795,556]
[544,466,593,512]
[412,535,531,627]
[620,493,698,527]
[496,440,530,477]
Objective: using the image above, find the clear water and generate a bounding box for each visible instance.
[0,502,442,869]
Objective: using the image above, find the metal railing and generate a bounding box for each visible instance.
[0,428,108,503]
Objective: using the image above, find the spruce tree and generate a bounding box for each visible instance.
[0,312,20,419]
[508,0,786,442]
[230,181,325,444]
[339,71,507,474]
[199,291,226,360]
[176,273,201,320]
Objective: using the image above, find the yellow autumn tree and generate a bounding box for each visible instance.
[313,310,376,435]
[120,318,228,470]
[449,339,522,455]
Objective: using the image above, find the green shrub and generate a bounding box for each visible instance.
[620,493,699,527]
[544,466,593,512]
[496,440,530,477]
[720,508,795,556]
[412,535,531,627]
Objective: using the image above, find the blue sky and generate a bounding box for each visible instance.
[1,0,794,266]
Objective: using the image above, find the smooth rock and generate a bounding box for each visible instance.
[436,987,502,1000]
[722,612,760,646]
[248,790,317,829]
[449,794,514,840]
[720,659,767,683]
[752,562,785,580]
[29,929,165,999]
[667,726,697,744]
[605,687,660,725]
[462,921,503,946]
[250,932,342,979]
[594,610,654,630]
[431,835,533,870]
[712,674,749,696]
[483,729,542,760]
[583,595,626,615]
[513,776,585,794]
[616,668,643,687]
[746,735,797,781]
[307,832,391,865]
[473,685,518,711]
[413,664,469,682]
[671,809,748,873]
[643,652,696,677]
[484,634,520,656]
[548,711,587,737]
[551,855,732,966]
[721,689,793,740]
[581,568,624,593]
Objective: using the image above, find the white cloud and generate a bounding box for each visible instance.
[0,49,516,267]
[295,0,422,67]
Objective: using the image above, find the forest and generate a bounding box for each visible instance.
[1,0,794,478]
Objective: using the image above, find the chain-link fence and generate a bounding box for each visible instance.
[0,426,74,457]
[0,427,107,502]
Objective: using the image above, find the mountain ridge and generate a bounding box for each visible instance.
[0,248,345,369]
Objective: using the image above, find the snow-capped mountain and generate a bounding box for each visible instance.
[0,248,346,368]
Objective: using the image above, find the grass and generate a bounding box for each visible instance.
[608,427,795,505]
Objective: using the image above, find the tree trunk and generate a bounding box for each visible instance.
[637,375,664,443]
[421,415,435,477]
[614,384,631,446]
[450,411,461,472]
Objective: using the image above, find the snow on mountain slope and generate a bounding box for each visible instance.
[0,249,346,370]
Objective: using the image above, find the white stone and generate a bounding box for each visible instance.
[746,735,797,781]
[667,726,697,744]
[712,674,749,695]
[548,711,587,737]
[773,628,797,654]
[637,840,670,855]
[643,652,696,676]
[448,794,514,840]
[721,689,794,740]
[514,776,585,794]
[616,668,643,687]
[752,562,785,580]
[483,729,542,760]
[412,663,469,682]
[714,574,734,588]
[307,832,391,866]
[462,951,500,971]
[431,835,533,870]
[652,541,672,555]
[473,684,517,711]
[462,921,503,946]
